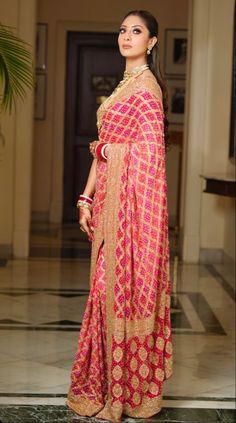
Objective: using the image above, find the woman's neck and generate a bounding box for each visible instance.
[125,59,148,72]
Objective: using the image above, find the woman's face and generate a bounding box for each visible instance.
[118,15,156,60]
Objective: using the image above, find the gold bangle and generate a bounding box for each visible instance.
[76,200,92,209]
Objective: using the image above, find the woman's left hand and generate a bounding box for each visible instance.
[89,140,100,158]
[89,140,111,160]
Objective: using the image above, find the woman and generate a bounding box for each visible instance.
[67,10,173,421]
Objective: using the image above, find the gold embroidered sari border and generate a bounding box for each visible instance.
[94,395,162,422]
[66,398,104,417]
[123,395,163,418]
[104,143,129,391]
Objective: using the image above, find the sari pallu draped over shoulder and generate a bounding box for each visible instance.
[67,73,173,422]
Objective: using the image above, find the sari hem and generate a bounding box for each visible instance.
[95,395,163,421]
[66,399,104,417]
[67,391,164,421]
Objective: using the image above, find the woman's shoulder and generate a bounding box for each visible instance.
[135,70,162,100]
[133,70,162,100]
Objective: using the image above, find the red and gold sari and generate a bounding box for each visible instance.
[67,70,173,421]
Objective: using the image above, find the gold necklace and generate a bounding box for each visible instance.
[96,64,149,130]
[112,64,149,95]
[123,63,149,78]
[104,64,149,102]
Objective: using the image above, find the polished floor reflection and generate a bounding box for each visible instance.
[0,223,235,422]
[0,405,235,423]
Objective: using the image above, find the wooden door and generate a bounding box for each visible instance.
[63,32,124,221]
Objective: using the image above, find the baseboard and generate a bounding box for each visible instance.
[199,248,235,264]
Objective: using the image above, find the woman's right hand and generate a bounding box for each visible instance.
[79,207,94,241]
[89,140,100,158]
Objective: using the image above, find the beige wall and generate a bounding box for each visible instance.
[180,0,235,262]
[0,0,36,257]
[200,0,235,261]
[33,0,189,216]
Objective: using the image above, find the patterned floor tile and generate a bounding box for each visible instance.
[0,406,235,423]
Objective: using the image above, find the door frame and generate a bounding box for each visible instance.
[49,20,120,224]
[63,30,122,221]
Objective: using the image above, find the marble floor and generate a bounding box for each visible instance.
[0,223,235,422]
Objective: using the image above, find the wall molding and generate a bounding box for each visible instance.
[200,248,235,264]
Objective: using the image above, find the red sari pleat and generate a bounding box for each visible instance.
[67,243,108,415]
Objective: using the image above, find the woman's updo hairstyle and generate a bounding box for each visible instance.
[122,10,170,152]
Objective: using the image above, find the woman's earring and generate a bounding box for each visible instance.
[147,47,151,55]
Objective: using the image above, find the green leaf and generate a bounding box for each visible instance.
[0,22,34,113]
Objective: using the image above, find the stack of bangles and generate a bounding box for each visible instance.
[95,142,109,160]
[76,195,93,210]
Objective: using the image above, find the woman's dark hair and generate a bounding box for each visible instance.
[122,10,170,152]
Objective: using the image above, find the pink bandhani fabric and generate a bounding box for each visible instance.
[67,71,173,422]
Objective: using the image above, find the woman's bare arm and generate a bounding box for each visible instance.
[78,158,97,240]
[82,158,97,198]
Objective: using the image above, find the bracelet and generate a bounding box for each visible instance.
[76,200,92,209]
[76,194,93,209]
[79,195,93,204]
[101,144,108,160]
[95,142,110,161]
[95,142,105,160]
